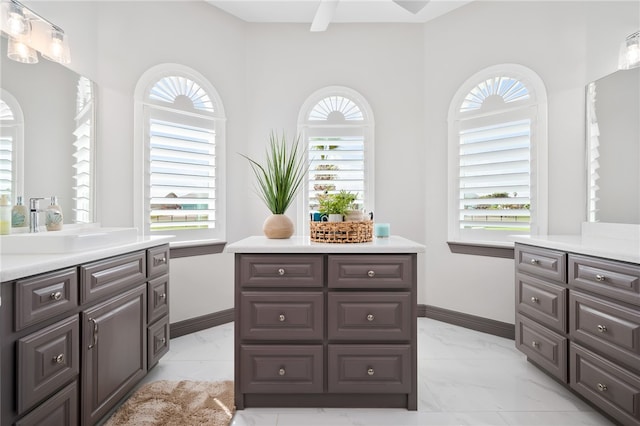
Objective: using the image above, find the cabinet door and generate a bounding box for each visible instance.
[82,284,147,425]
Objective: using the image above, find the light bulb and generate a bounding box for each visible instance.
[6,4,27,36]
[42,28,70,64]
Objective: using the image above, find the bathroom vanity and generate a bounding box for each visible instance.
[226,235,425,411]
[0,235,172,426]
[513,228,640,425]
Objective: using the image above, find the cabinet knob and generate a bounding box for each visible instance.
[595,274,606,282]
[154,256,167,266]
[597,383,608,392]
[367,314,375,322]
[50,291,62,301]
[279,314,286,322]
[160,293,167,300]
[278,368,286,376]
[530,296,539,303]
[532,341,539,348]
[160,337,167,345]
[530,258,539,265]
[367,270,375,278]
[367,368,375,376]
[53,354,64,364]
[278,268,285,276]
[597,324,607,333]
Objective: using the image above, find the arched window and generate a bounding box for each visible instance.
[73,76,95,224]
[298,86,374,227]
[0,89,24,204]
[448,64,548,244]
[134,64,226,241]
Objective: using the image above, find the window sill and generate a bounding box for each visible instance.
[169,239,227,258]
[447,240,514,259]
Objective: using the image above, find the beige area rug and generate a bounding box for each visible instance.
[105,380,235,426]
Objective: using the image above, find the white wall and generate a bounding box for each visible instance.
[22,1,638,324]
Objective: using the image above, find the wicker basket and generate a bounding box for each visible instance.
[309,220,373,243]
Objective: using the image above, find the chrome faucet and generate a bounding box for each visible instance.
[29,197,44,233]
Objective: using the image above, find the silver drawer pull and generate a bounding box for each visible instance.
[88,317,98,349]
[53,354,64,364]
[597,324,607,333]
[530,296,539,303]
[278,368,286,376]
[367,270,375,278]
[367,368,375,376]
[595,274,606,282]
[50,291,62,301]
[532,341,539,348]
[366,314,374,322]
[160,337,166,345]
[160,293,167,300]
[597,383,608,392]
[279,314,286,322]
[530,258,539,265]
[154,256,167,266]
[278,268,285,276]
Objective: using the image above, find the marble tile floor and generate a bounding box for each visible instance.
[141,318,615,426]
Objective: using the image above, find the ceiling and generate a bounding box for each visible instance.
[205,0,475,26]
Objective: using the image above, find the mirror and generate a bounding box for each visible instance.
[586,68,640,224]
[0,35,96,224]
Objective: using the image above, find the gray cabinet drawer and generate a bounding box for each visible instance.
[148,274,169,324]
[239,255,323,288]
[515,244,566,283]
[80,251,146,303]
[328,255,413,289]
[18,315,79,414]
[147,245,170,279]
[240,292,323,340]
[15,268,78,331]
[516,273,567,333]
[569,254,640,306]
[240,345,323,393]
[516,315,568,382]
[570,343,640,425]
[15,381,78,426]
[570,291,640,371]
[327,344,411,393]
[327,292,411,341]
[148,315,170,368]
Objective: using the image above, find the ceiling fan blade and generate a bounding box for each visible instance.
[393,0,429,14]
[310,0,339,32]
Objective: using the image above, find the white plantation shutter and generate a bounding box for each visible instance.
[586,82,600,222]
[73,77,94,223]
[299,88,374,221]
[458,118,531,231]
[139,70,225,240]
[0,93,23,201]
[449,65,548,243]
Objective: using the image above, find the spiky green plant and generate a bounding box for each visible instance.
[241,131,308,214]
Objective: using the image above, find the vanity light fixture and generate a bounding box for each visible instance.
[618,30,640,70]
[0,0,71,64]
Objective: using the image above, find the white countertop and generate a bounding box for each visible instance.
[0,235,174,282]
[225,235,425,254]
[512,234,640,264]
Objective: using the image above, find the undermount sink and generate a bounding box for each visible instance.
[0,226,140,254]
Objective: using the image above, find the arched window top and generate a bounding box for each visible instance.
[149,75,215,113]
[0,99,14,121]
[309,95,364,122]
[76,76,93,115]
[460,76,530,112]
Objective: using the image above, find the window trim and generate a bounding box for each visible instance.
[447,64,548,246]
[133,64,226,243]
[297,86,375,235]
[0,89,24,202]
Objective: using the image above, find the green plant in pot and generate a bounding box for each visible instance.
[241,131,308,238]
[318,190,357,222]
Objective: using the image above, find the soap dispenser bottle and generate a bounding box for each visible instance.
[0,194,10,235]
[45,196,64,231]
[11,195,28,229]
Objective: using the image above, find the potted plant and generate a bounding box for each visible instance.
[241,131,308,238]
[318,190,357,222]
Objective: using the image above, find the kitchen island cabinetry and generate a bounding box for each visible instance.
[0,240,171,426]
[514,238,640,425]
[227,236,425,411]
